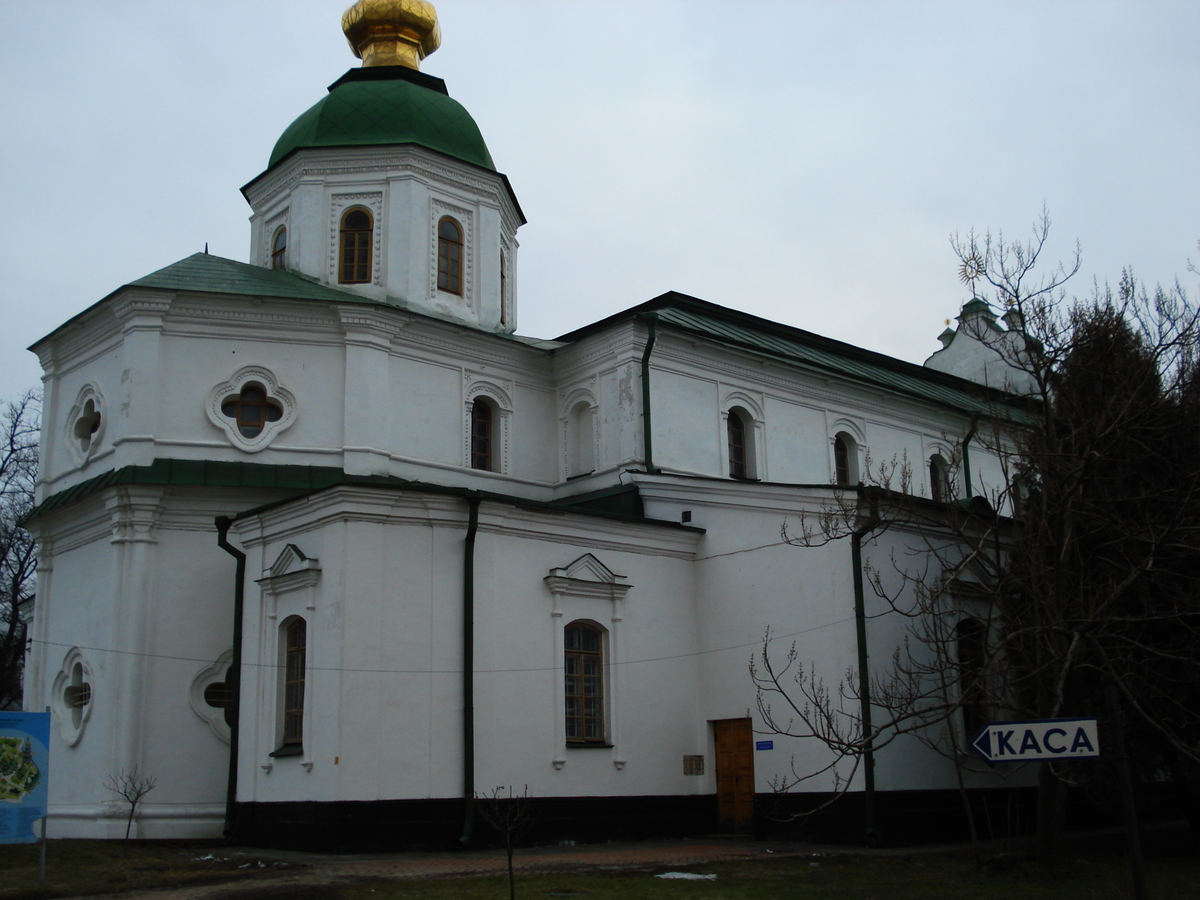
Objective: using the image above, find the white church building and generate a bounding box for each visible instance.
[24,0,1031,848]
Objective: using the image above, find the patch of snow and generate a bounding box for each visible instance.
[655,872,717,881]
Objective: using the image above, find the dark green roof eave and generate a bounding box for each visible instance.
[23,460,702,534]
[555,291,1036,423]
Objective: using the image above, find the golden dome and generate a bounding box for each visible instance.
[341,0,442,70]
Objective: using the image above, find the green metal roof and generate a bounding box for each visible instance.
[558,293,1035,423]
[268,67,494,171]
[130,252,384,305]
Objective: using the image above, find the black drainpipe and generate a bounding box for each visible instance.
[215,516,246,839]
[638,313,659,474]
[850,504,882,846]
[459,493,481,846]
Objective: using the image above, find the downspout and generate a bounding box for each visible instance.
[215,516,246,839]
[459,493,481,846]
[851,505,882,845]
[960,417,979,500]
[638,313,659,474]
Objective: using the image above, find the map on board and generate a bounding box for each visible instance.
[0,736,41,801]
[0,712,50,844]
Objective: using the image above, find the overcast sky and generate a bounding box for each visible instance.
[2,0,1197,402]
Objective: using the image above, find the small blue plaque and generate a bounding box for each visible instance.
[755,740,773,751]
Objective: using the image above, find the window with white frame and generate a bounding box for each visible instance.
[272,616,307,757]
[564,620,606,744]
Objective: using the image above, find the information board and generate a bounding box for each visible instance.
[0,711,50,844]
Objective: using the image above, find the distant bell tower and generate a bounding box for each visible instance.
[242,0,524,333]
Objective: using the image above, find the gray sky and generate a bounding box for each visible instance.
[2,0,1197,402]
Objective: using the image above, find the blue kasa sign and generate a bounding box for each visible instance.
[0,711,50,844]
[971,717,1100,763]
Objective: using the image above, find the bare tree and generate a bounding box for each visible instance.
[753,218,1200,859]
[475,784,531,900]
[0,391,39,711]
[104,767,158,841]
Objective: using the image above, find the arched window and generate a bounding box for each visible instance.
[564,621,605,743]
[281,617,307,750]
[221,384,283,439]
[470,398,493,471]
[271,226,287,270]
[834,432,858,485]
[929,454,951,502]
[339,208,372,284]
[956,618,987,739]
[438,217,463,294]
[568,401,595,477]
[726,407,758,479]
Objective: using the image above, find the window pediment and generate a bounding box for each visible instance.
[545,553,631,602]
[257,543,321,595]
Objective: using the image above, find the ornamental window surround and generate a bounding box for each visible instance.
[722,396,762,481]
[67,384,107,466]
[52,648,94,746]
[339,208,373,284]
[207,367,297,453]
[545,554,631,766]
[464,380,512,475]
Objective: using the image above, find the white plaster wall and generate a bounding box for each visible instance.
[233,489,706,805]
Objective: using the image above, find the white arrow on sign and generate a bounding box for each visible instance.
[970,718,1100,763]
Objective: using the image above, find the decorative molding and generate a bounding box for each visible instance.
[65,383,107,469]
[262,208,290,268]
[106,486,164,545]
[51,647,93,746]
[247,150,518,225]
[544,553,632,608]
[463,375,513,474]
[328,193,384,287]
[188,650,234,744]
[205,366,298,454]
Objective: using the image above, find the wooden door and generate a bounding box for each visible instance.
[713,717,755,833]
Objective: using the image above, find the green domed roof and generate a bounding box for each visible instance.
[269,67,494,171]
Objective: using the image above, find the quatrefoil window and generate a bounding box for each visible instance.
[221,384,283,439]
[53,649,94,745]
[66,385,106,465]
[203,667,235,728]
[207,367,297,452]
[73,399,102,452]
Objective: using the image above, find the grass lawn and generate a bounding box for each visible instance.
[1,837,1196,900]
